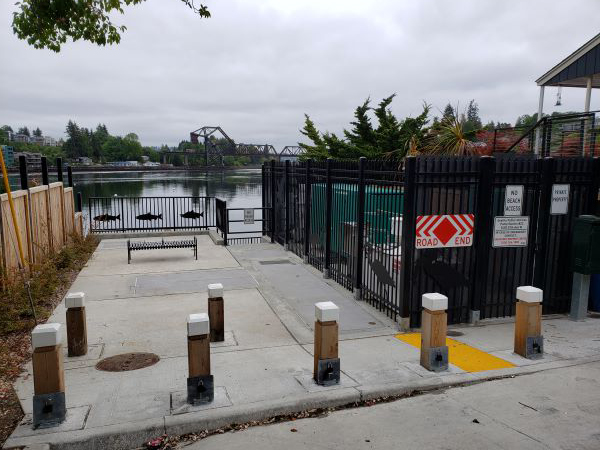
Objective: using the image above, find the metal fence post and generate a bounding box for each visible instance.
[399,156,417,329]
[533,157,555,291]
[261,164,266,236]
[67,166,73,187]
[353,157,366,299]
[41,157,49,185]
[303,159,312,262]
[224,207,228,246]
[77,193,83,213]
[270,159,276,244]
[470,156,495,323]
[19,155,28,190]
[284,159,290,250]
[588,157,600,215]
[56,158,63,182]
[324,158,333,278]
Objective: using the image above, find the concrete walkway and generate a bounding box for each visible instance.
[4,234,600,449]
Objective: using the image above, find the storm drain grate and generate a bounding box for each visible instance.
[96,352,160,372]
[259,259,294,265]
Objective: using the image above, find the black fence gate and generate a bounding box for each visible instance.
[263,155,600,327]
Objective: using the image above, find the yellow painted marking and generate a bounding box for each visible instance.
[395,332,515,373]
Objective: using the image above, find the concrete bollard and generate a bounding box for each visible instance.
[514,286,543,359]
[31,323,66,428]
[187,313,214,404]
[420,293,449,372]
[207,283,224,342]
[65,292,87,357]
[313,302,340,386]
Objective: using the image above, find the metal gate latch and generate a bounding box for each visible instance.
[316,358,340,386]
[525,336,544,359]
[427,346,449,372]
[33,392,66,429]
[187,374,214,405]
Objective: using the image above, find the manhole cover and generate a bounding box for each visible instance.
[447,330,464,337]
[96,352,160,372]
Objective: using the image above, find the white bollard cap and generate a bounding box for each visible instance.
[516,286,543,303]
[208,283,224,298]
[315,301,339,322]
[422,293,448,311]
[65,292,85,309]
[187,313,210,337]
[32,323,63,349]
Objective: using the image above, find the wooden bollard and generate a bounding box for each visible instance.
[313,302,340,386]
[514,286,543,359]
[207,283,224,342]
[420,293,449,372]
[187,313,214,404]
[65,292,87,357]
[31,323,66,428]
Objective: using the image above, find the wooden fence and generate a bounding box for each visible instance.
[0,182,83,277]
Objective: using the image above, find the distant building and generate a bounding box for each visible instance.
[143,161,160,167]
[76,156,93,166]
[141,155,150,162]
[13,133,30,143]
[1,145,14,167]
[108,161,139,167]
[14,151,42,170]
[43,136,57,146]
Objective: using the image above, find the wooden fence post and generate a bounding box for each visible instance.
[420,293,449,372]
[314,301,340,386]
[187,313,213,404]
[31,323,66,428]
[514,286,543,359]
[207,283,224,342]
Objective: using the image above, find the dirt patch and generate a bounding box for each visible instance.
[0,234,98,446]
[96,353,160,372]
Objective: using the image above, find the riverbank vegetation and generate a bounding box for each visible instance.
[0,234,98,445]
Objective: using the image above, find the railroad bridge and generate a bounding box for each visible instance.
[161,126,305,165]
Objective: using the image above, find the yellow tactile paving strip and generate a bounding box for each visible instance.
[395,332,515,373]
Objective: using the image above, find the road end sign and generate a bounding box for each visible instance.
[243,208,255,224]
[416,214,474,249]
[504,185,524,216]
[551,184,570,215]
[492,216,529,247]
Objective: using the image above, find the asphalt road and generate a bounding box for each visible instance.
[177,360,600,450]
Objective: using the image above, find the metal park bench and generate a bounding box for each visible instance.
[127,237,198,264]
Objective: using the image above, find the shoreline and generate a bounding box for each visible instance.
[5,165,263,175]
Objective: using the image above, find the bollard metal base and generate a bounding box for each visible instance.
[187,375,214,405]
[422,346,449,372]
[33,392,66,429]
[316,358,340,386]
[525,335,544,359]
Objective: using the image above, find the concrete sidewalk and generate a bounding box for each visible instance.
[5,235,600,449]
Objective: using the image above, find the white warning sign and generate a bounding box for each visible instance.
[492,216,529,248]
[504,185,523,216]
[244,209,255,224]
[550,184,570,215]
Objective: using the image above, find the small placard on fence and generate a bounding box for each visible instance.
[550,184,570,215]
[493,216,529,248]
[415,214,474,249]
[504,185,524,216]
[244,209,255,224]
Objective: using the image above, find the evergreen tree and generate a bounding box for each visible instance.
[32,127,43,137]
[442,104,455,121]
[464,100,482,132]
[17,126,30,137]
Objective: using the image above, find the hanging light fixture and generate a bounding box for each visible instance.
[555,86,562,106]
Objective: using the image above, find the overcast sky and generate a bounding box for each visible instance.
[0,0,598,147]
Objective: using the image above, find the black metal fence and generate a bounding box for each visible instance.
[89,196,215,233]
[215,197,271,245]
[264,156,600,326]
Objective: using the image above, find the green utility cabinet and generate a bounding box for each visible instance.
[571,215,600,275]
[310,183,403,253]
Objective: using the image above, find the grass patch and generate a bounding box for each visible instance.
[0,233,98,445]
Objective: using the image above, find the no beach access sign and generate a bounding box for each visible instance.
[415,214,474,249]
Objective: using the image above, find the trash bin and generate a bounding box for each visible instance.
[591,274,600,312]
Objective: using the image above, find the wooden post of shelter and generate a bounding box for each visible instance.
[420,293,449,372]
[313,301,340,385]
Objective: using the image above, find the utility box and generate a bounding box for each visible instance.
[571,215,600,275]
